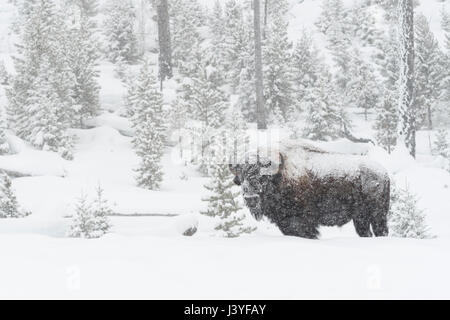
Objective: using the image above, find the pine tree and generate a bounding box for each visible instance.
[67,187,112,239]
[91,185,113,233]
[208,0,227,75]
[201,160,255,238]
[236,66,256,122]
[263,5,294,123]
[224,104,248,165]
[302,73,346,141]
[389,183,433,239]
[346,51,380,121]
[349,3,383,46]
[6,0,75,159]
[221,0,252,90]
[103,0,139,64]
[374,91,399,154]
[0,172,30,218]
[414,14,444,130]
[434,128,450,158]
[315,0,348,34]
[291,31,323,110]
[0,106,10,155]
[378,26,400,92]
[440,7,450,121]
[129,62,165,190]
[64,0,99,17]
[26,60,74,160]
[67,10,101,127]
[318,0,352,90]
[169,0,205,74]
[0,61,9,85]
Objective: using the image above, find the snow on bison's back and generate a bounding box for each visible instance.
[230,142,390,239]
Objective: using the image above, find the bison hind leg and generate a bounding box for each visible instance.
[371,213,389,237]
[353,217,373,238]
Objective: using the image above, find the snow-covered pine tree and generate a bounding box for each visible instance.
[302,72,347,141]
[224,104,248,165]
[129,62,165,190]
[67,186,112,239]
[169,0,205,75]
[236,66,256,122]
[64,0,99,18]
[434,128,450,158]
[103,0,139,64]
[90,185,113,233]
[440,7,450,122]
[67,9,100,128]
[374,91,399,154]
[208,0,227,76]
[378,26,400,93]
[315,0,348,34]
[0,61,9,85]
[184,61,228,175]
[221,0,252,90]
[6,0,75,159]
[0,105,10,155]
[263,2,294,122]
[318,0,352,91]
[414,14,445,130]
[0,172,30,218]
[26,59,74,160]
[389,183,433,239]
[291,31,323,111]
[349,2,383,47]
[201,155,255,238]
[346,51,380,121]
[228,10,256,122]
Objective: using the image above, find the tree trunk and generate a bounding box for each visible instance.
[398,0,416,158]
[263,0,268,39]
[156,0,173,89]
[254,0,267,130]
[427,105,433,130]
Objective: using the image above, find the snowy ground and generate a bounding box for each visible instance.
[1,0,450,299]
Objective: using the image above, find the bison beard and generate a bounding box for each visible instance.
[231,147,390,239]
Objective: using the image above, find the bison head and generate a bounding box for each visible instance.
[229,154,284,220]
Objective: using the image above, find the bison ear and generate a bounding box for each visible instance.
[278,153,285,174]
[229,164,242,186]
[229,164,240,175]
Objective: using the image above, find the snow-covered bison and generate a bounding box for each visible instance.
[230,142,390,239]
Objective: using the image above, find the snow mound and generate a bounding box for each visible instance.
[84,112,133,137]
[174,213,199,236]
[0,134,69,177]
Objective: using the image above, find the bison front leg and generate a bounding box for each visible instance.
[353,217,373,237]
[278,217,320,239]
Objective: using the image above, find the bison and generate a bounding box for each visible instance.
[230,141,390,239]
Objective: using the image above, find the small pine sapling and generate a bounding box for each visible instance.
[67,186,112,239]
[389,183,433,239]
[201,161,256,238]
[0,172,30,218]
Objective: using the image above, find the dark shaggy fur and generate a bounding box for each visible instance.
[230,149,390,239]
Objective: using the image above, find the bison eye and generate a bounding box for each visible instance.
[233,176,242,186]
